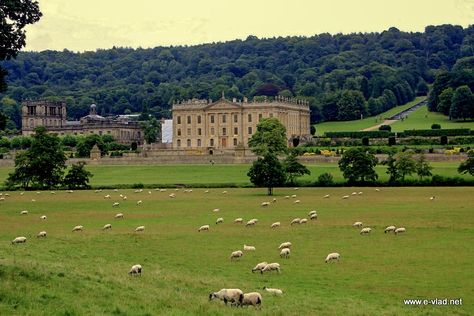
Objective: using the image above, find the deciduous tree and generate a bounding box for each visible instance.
[247,153,286,195]
[338,148,378,183]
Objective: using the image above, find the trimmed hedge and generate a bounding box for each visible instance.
[398,129,471,137]
[324,131,394,138]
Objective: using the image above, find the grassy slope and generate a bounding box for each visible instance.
[0,162,470,187]
[0,188,472,315]
[314,97,425,135]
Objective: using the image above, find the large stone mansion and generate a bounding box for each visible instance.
[21,100,143,144]
[171,95,311,151]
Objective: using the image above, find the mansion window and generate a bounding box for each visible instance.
[269,113,273,118]
[177,116,181,124]
[197,139,202,147]
[248,114,252,122]
[248,127,252,134]
[177,139,181,147]
[177,129,181,136]
[210,139,214,146]
[234,127,238,135]
[211,127,215,135]
[187,139,191,147]
[259,113,263,121]
[210,115,215,124]
[198,128,202,136]
[197,115,202,124]
[233,138,237,146]
[187,128,191,136]
[222,128,227,135]
[187,116,191,124]
[222,115,226,123]
[234,114,238,123]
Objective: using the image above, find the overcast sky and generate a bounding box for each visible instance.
[24,0,474,52]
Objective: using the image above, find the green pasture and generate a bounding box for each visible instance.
[0,187,472,315]
[0,161,470,188]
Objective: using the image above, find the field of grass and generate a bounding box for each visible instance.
[390,105,474,132]
[314,97,425,135]
[0,161,470,188]
[0,187,472,315]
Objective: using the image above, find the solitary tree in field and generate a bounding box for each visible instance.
[338,148,378,183]
[64,162,93,189]
[458,151,474,176]
[247,153,286,195]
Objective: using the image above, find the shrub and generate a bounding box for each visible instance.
[317,173,334,186]
[324,131,393,138]
[399,129,470,137]
[132,183,144,189]
[362,137,369,146]
[379,125,392,132]
[131,142,138,151]
[388,136,396,146]
[431,124,441,129]
[440,135,448,145]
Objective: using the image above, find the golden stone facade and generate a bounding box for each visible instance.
[172,96,311,150]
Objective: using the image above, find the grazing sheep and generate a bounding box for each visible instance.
[112,202,120,207]
[308,210,317,217]
[72,225,83,232]
[294,187,299,190]
[102,224,112,231]
[37,231,47,238]
[358,192,363,195]
[351,192,357,195]
[294,200,300,204]
[310,213,318,221]
[278,242,292,249]
[325,252,340,263]
[394,227,406,235]
[430,196,435,201]
[291,194,297,198]
[280,247,290,258]
[20,192,25,195]
[299,218,308,224]
[240,292,262,307]
[222,191,228,194]
[284,196,290,199]
[0,197,4,201]
[50,191,56,195]
[272,198,277,203]
[40,215,47,220]
[115,213,124,219]
[114,189,118,192]
[263,287,283,295]
[323,194,330,198]
[20,210,28,215]
[209,289,243,306]
[234,218,243,224]
[159,189,167,192]
[198,225,210,232]
[342,195,349,199]
[129,264,142,276]
[11,236,27,244]
[261,262,280,274]
[352,221,363,228]
[104,194,111,199]
[384,225,396,233]
[360,227,372,235]
[252,262,268,273]
[213,208,220,212]
[230,250,243,260]
[169,193,176,198]
[270,222,280,229]
[135,226,145,232]
[261,202,270,207]
[375,188,380,192]
[290,218,301,225]
[31,199,36,202]
[122,196,127,200]
[243,244,255,251]
[216,218,224,224]
[204,190,209,193]
[245,219,257,227]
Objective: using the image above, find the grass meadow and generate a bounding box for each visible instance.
[0,162,470,188]
[0,187,473,315]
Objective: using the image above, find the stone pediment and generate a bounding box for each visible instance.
[204,99,242,111]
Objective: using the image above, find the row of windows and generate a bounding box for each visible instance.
[176,138,241,147]
[176,113,273,124]
[177,127,253,136]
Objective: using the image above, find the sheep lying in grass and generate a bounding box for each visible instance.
[12,236,27,244]
[136,200,142,205]
[252,262,268,273]
[240,292,262,307]
[209,289,243,306]
[261,263,280,274]
[135,226,145,232]
[234,218,243,224]
[216,218,224,224]
[263,287,283,295]
[129,264,142,276]
[213,208,220,212]
[342,195,349,199]
[102,224,112,231]
[310,213,318,221]
[323,194,330,198]
[294,200,300,204]
[290,218,301,225]
[115,213,124,219]
[395,227,406,235]
[270,222,280,229]
[308,210,317,217]
[384,226,396,233]
[299,219,308,224]
[360,227,372,235]
[20,210,28,215]
[243,244,255,251]
[325,252,340,263]
[280,247,290,258]
[261,202,270,207]
[37,231,47,238]
[278,242,292,249]
[72,225,83,232]
[230,250,243,260]
[112,202,120,207]
[198,225,210,232]
[291,194,297,198]
[352,221,363,228]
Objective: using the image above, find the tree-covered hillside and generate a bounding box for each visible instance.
[0,24,473,128]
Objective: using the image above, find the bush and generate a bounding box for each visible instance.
[132,183,144,189]
[431,124,441,129]
[324,131,393,139]
[399,129,470,137]
[440,135,448,145]
[362,137,369,146]
[388,136,396,146]
[317,173,334,186]
[378,125,392,132]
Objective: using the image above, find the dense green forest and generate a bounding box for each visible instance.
[0,24,473,130]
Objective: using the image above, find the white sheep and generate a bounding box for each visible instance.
[261,201,270,207]
[122,196,127,200]
[216,218,224,224]
[129,264,142,276]
[308,210,317,217]
[20,210,28,215]
[342,195,350,199]
[358,192,363,195]
[135,226,145,232]
[360,227,372,235]
[234,218,243,224]
[243,244,255,251]
[263,287,283,295]
[252,262,268,273]
[230,250,243,260]
[112,202,120,207]
[299,218,308,224]
[323,194,330,198]
[270,222,280,229]
[169,193,176,198]
[394,227,406,235]
[204,190,209,193]
[240,292,262,307]
[278,242,292,249]
[280,247,290,258]
[115,213,124,219]
[272,198,277,203]
[104,194,111,199]
[430,196,435,201]
[212,208,220,212]
[261,262,280,274]
[375,188,380,192]
[72,225,83,232]
[37,231,47,238]
[310,213,318,221]
[325,252,340,263]
[50,191,56,195]
[290,218,301,225]
[40,215,47,220]
[284,195,290,199]
[209,289,243,306]
[384,225,396,233]
[294,200,300,204]
[102,224,112,230]
[351,192,357,195]
[11,236,27,244]
[353,221,363,228]
[222,191,228,194]
[245,219,257,227]
[198,225,210,232]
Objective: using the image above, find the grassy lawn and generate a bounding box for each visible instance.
[0,162,470,188]
[0,187,472,315]
[314,97,426,135]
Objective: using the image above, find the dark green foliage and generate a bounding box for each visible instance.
[63,162,93,189]
[0,112,7,130]
[388,136,396,146]
[378,125,392,132]
[5,126,66,189]
[141,117,160,144]
[416,80,429,96]
[75,134,107,158]
[458,151,474,176]
[450,85,474,120]
[399,129,470,137]
[61,135,78,148]
[362,137,369,146]
[248,118,287,155]
[324,131,393,138]
[317,172,334,186]
[310,125,316,136]
[383,154,399,183]
[283,153,310,185]
[336,90,367,120]
[338,148,378,184]
[247,153,286,195]
[416,154,433,180]
[394,152,417,181]
[431,124,441,129]
[440,135,448,145]
[437,88,454,115]
[131,142,138,151]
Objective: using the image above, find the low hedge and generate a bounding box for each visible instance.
[324,131,394,138]
[398,129,471,137]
